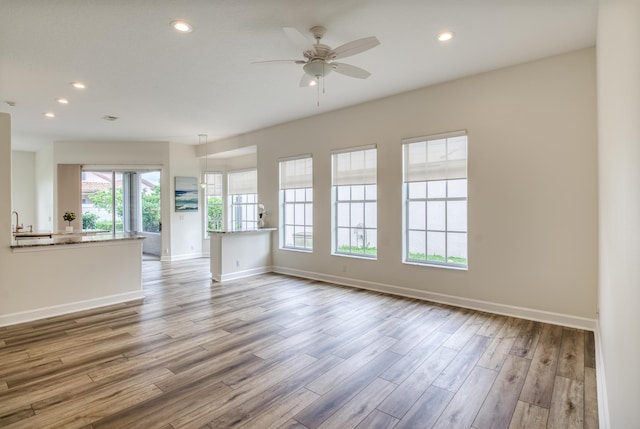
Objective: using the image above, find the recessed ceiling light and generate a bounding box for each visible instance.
[71,82,86,89]
[56,98,69,104]
[44,112,55,118]
[437,31,454,42]
[171,20,192,33]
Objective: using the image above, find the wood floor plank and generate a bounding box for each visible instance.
[316,377,396,429]
[432,334,491,391]
[508,401,549,429]
[377,345,458,418]
[432,366,498,429]
[557,328,585,381]
[548,376,584,429]
[473,354,531,429]
[393,385,454,429]
[353,409,399,429]
[0,259,599,429]
[584,367,599,429]
[519,323,564,408]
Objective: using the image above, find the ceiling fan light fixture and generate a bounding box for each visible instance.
[437,31,454,42]
[171,20,193,33]
[303,61,332,78]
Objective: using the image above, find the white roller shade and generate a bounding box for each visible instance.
[280,157,312,189]
[205,172,223,196]
[332,147,377,186]
[403,134,467,182]
[228,169,257,194]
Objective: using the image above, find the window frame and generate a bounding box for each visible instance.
[402,132,468,269]
[331,146,378,259]
[279,155,313,252]
[227,169,258,231]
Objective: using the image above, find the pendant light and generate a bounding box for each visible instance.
[199,134,208,188]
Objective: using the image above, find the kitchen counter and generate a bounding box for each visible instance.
[11,232,145,249]
[209,228,275,282]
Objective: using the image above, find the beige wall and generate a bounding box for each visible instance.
[597,0,640,427]
[213,48,599,325]
[10,150,36,229]
[56,164,82,231]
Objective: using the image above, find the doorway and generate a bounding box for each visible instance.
[81,169,162,259]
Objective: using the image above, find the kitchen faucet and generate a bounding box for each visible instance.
[12,211,23,232]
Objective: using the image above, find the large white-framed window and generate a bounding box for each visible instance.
[280,155,313,251]
[228,169,258,230]
[403,131,468,268]
[205,172,223,236]
[331,146,377,258]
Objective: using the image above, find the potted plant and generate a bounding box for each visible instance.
[63,211,76,233]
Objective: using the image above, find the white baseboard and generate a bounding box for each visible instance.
[215,266,273,282]
[594,321,610,429]
[162,252,205,262]
[272,266,597,331]
[0,291,145,327]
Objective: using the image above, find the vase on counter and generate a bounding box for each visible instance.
[66,226,73,233]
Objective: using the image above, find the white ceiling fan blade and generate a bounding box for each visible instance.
[333,36,380,60]
[332,62,371,79]
[299,73,317,87]
[283,27,314,51]
[251,59,306,64]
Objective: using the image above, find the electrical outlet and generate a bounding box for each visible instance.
[236,260,240,267]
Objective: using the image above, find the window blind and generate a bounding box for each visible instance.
[205,172,223,196]
[280,156,312,190]
[403,134,467,182]
[331,148,377,186]
[228,169,257,194]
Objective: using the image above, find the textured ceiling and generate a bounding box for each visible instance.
[0,0,597,151]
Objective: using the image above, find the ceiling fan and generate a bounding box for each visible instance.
[256,26,380,87]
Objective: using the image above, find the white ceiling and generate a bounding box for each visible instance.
[1,0,597,151]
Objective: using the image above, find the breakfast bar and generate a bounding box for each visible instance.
[209,228,276,282]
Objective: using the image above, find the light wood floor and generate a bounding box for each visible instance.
[0,258,598,428]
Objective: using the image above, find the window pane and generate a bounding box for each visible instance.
[350,202,364,227]
[364,202,376,228]
[448,179,467,198]
[294,204,305,225]
[409,182,426,199]
[284,226,294,247]
[295,188,306,201]
[285,189,295,201]
[427,231,446,262]
[337,202,350,227]
[337,186,350,201]
[306,188,313,201]
[408,230,426,260]
[365,185,377,201]
[447,232,468,264]
[337,227,351,251]
[428,181,446,198]
[427,201,445,230]
[305,203,313,225]
[351,185,365,201]
[285,203,295,225]
[364,229,377,256]
[447,201,467,232]
[408,201,425,230]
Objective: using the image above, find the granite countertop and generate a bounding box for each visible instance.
[208,228,277,234]
[11,232,145,248]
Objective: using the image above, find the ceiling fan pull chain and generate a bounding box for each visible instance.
[317,78,320,107]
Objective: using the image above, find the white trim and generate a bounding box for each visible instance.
[214,266,273,282]
[278,153,312,162]
[330,143,377,155]
[0,291,145,328]
[271,265,597,331]
[402,129,467,144]
[594,321,610,429]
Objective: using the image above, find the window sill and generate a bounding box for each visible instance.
[280,247,312,253]
[403,260,468,271]
[332,252,377,261]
